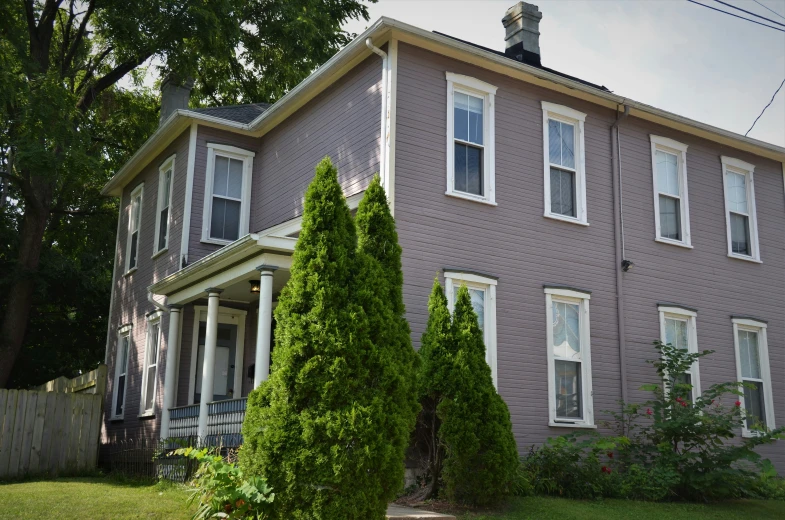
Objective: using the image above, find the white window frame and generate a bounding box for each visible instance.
[731,317,774,437]
[545,286,595,428]
[125,183,144,274]
[445,72,497,206]
[139,311,163,417]
[201,143,255,245]
[658,305,701,401]
[153,154,176,257]
[542,102,588,226]
[650,135,692,248]
[110,324,132,420]
[721,156,760,263]
[444,270,498,388]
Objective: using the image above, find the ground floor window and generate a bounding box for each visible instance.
[732,317,774,436]
[658,305,700,402]
[111,325,132,419]
[140,312,163,415]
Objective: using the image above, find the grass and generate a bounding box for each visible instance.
[459,496,785,520]
[0,477,195,520]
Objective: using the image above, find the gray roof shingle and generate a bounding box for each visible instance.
[187,102,271,124]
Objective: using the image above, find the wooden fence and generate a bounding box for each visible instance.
[36,365,107,395]
[0,389,103,478]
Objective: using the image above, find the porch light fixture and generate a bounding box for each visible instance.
[249,280,261,293]
[621,259,635,272]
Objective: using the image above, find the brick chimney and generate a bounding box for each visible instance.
[160,75,194,126]
[502,2,543,66]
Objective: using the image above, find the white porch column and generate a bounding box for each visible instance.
[254,265,277,388]
[160,304,182,440]
[197,288,223,440]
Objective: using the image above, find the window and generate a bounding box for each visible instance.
[111,325,132,419]
[732,318,774,436]
[201,143,254,244]
[154,155,175,255]
[650,136,691,247]
[545,286,594,427]
[658,305,700,401]
[125,184,144,273]
[542,102,587,225]
[140,312,163,416]
[445,72,497,205]
[721,157,760,262]
[444,270,498,387]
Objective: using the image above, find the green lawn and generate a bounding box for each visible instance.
[460,496,785,520]
[0,477,195,520]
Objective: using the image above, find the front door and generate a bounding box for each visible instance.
[194,322,238,403]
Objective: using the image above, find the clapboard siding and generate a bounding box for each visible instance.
[103,129,190,442]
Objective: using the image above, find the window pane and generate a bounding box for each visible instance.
[455,286,485,330]
[119,337,129,374]
[548,119,561,165]
[454,143,467,193]
[468,95,483,145]
[659,195,682,240]
[454,143,483,196]
[552,301,581,359]
[149,324,160,365]
[454,92,469,142]
[665,318,688,350]
[730,213,750,255]
[739,330,761,380]
[223,200,241,241]
[158,207,169,251]
[144,365,156,411]
[656,150,679,197]
[129,232,138,269]
[213,156,229,197]
[227,158,243,199]
[115,374,125,415]
[454,92,483,145]
[727,172,748,213]
[555,360,582,419]
[550,167,575,217]
[131,196,141,232]
[210,198,226,240]
[548,120,575,169]
[162,170,172,208]
[744,380,766,430]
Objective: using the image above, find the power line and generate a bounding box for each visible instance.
[752,0,785,21]
[686,0,785,32]
[711,0,785,28]
[745,77,785,136]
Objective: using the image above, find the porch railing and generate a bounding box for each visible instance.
[168,397,247,444]
[169,403,199,438]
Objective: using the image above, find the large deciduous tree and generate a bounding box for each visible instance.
[0,0,374,388]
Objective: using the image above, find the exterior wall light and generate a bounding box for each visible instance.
[249,280,261,293]
[621,259,634,272]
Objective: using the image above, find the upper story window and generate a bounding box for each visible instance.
[125,183,144,274]
[731,317,774,436]
[111,324,132,419]
[722,156,760,262]
[202,143,255,245]
[544,285,594,428]
[154,155,176,256]
[650,136,691,248]
[445,72,497,205]
[658,304,700,402]
[444,270,498,387]
[140,312,163,416]
[542,102,587,225]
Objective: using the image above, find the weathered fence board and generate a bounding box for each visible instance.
[0,389,103,479]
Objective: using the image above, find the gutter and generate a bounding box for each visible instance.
[611,104,630,406]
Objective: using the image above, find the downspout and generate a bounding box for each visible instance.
[148,290,169,314]
[611,104,630,405]
[366,38,388,187]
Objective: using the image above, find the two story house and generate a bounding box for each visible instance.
[101,2,785,470]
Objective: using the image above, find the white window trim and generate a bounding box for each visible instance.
[650,135,692,248]
[124,183,144,274]
[153,154,176,258]
[110,324,132,420]
[139,311,163,417]
[201,143,255,246]
[731,318,774,437]
[444,270,498,388]
[721,156,760,263]
[187,306,247,405]
[445,72,497,206]
[545,286,595,428]
[542,101,588,226]
[658,305,701,401]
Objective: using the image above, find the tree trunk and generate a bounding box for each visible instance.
[0,189,51,388]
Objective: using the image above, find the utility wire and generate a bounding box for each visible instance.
[711,0,785,27]
[752,0,785,21]
[687,0,785,32]
[745,77,785,136]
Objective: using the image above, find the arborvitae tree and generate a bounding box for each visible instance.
[438,285,519,506]
[240,158,389,520]
[354,176,420,499]
[416,279,455,499]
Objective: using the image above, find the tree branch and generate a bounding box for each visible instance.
[62,0,96,77]
[75,45,112,93]
[76,52,152,112]
[50,208,113,217]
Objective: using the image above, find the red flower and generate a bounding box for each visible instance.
[601,465,612,474]
[646,408,653,416]
[735,400,742,407]
[680,401,688,407]
[607,451,614,459]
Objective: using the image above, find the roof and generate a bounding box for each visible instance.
[101,16,785,197]
[187,102,271,124]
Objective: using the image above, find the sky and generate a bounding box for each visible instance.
[343,0,785,147]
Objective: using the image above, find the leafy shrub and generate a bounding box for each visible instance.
[175,447,274,519]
